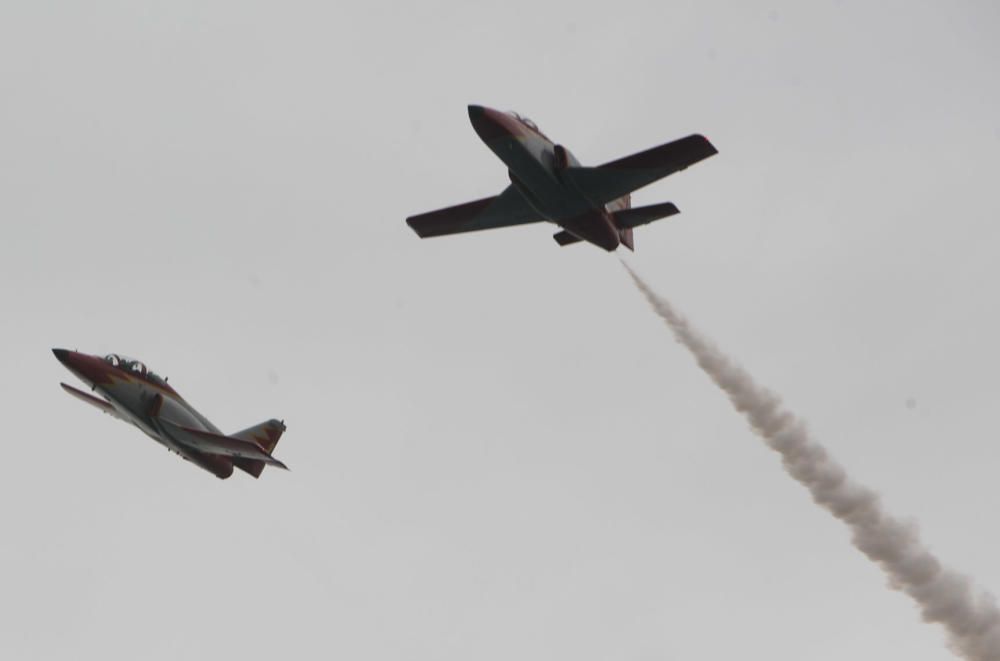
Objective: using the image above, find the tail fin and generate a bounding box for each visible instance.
[605,193,632,213]
[231,419,286,478]
[619,227,635,251]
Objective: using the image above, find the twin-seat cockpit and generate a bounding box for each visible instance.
[104,353,167,384]
[505,111,549,140]
[505,111,538,130]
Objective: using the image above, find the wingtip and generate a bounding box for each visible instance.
[697,134,719,156]
[404,216,425,236]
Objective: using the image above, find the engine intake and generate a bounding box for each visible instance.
[552,144,579,170]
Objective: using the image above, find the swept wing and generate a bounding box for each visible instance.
[406,185,542,238]
[60,382,126,420]
[564,134,717,206]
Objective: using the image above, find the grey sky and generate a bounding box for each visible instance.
[2,1,999,659]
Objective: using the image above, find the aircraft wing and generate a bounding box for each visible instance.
[406,185,543,238]
[564,134,717,205]
[60,382,127,420]
[159,419,288,469]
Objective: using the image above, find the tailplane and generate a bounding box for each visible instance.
[553,230,583,246]
[231,419,287,478]
[613,202,680,229]
[608,202,680,252]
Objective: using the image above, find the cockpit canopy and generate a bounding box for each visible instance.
[505,111,539,132]
[104,354,166,383]
[504,111,551,141]
[507,110,538,131]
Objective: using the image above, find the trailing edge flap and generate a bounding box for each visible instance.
[564,134,717,205]
[614,202,680,229]
[159,419,288,469]
[406,185,543,237]
[60,382,126,420]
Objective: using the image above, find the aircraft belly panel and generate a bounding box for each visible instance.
[174,445,234,479]
[558,210,620,252]
[157,396,207,430]
[502,142,592,221]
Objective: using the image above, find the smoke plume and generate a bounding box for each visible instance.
[624,263,1000,660]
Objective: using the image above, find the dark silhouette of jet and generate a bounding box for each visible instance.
[406,105,717,251]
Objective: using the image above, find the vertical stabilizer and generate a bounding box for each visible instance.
[619,227,635,251]
[231,419,287,478]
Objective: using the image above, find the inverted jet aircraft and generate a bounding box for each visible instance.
[53,349,287,479]
[406,105,717,251]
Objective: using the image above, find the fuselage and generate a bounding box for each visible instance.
[468,105,624,251]
[53,349,234,478]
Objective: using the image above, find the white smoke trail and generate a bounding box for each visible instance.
[624,263,1000,660]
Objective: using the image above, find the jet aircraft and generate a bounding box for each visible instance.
[53,349,287,479]
[406,105,717,251]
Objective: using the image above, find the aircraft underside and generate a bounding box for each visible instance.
[405,105,717,252]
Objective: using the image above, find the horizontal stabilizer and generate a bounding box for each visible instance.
[553,230,583,246]
[406,185,542,238]
[614,202,680,229]
[160,419,288,470]
[60,382,125,420]
[564,134,717,205]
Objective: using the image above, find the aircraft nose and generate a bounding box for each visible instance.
[53,347,88,378]
[52,348,72,366]
[467,104,514,143]
[52,348,111,386]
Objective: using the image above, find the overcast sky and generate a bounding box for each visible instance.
[2,1,999,659]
